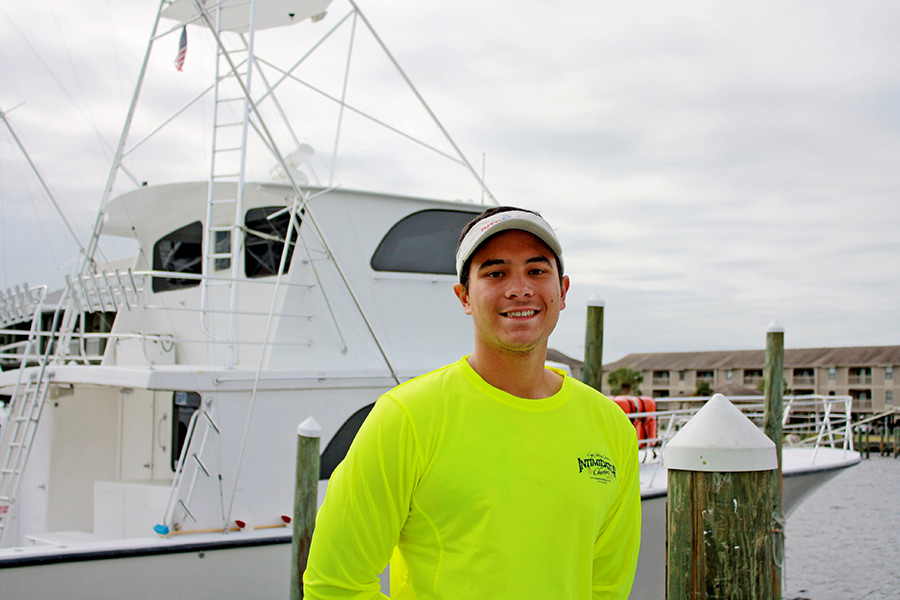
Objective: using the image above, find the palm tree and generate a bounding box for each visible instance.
[608,367,643,396]
[694,381,713,396]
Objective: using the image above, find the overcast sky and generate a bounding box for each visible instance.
[1,0,898,363]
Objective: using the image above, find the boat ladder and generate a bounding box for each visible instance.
[197,2,259,368]
[159,398,222,533]
[0,285,49,543]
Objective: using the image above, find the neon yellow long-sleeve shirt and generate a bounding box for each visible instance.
[303,357,641,600]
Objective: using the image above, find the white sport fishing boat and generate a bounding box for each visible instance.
[0,2,859,599]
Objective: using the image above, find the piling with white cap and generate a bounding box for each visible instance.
[291,417,321,600]
[582,294,605,393]
[666,394,778,600]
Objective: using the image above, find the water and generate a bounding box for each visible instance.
[784,455,900,600]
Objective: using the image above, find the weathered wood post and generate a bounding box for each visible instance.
[763,321,785,598]
[666,394,778,600]
[582,295,605,392]
[291,417,321,600]
[893,425,900,459]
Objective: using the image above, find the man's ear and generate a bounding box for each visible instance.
[453,283,473,315]
[559,275,570,311]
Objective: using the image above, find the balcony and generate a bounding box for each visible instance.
[849,376,872,385]
[854,398,873,411]
[696,371,714,383]
[793,376,815,386]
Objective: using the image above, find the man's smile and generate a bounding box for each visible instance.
[501,310,539,318]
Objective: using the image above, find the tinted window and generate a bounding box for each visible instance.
[245,207,301,278]
[152,221,202,293]
[371,209,477,274]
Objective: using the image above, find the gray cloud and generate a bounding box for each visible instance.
[2,0,898,361]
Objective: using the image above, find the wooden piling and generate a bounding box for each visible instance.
[668,469,777,599]
[859,426,870,459]
[582,295,604,393]
[893,426,900,458]
[291,417,321,600]
[666,394,778,600]
[762,321,785,599]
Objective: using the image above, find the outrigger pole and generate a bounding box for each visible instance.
[0,107,86,256]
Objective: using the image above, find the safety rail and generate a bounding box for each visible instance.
[630,394,856,468]
[2,329,318,370]
[0,268,320,369]
[65,269,141,314]
[0,285,46,329]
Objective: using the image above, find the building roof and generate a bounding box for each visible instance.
[547,348,583,369]
[603,346,900,371]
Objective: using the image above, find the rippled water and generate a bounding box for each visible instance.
[784,455,900,600]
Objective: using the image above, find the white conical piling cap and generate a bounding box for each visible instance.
[587,294,605,308]
[767,320,784,333]
[665,394,777,472]
[297,416,322,438]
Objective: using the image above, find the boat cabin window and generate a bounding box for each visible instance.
[171,391,202,471]
[245,206,300,278]
[152,222,203,292]
[371,209,477,275]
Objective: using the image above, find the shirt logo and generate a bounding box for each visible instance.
[577,453,616,484]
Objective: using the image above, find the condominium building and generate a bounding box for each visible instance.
[599,346,899,414]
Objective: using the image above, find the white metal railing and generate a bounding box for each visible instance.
[0,268,321,369]
[65,269,140,314]
[0,285,46,329]
[630,394,856,472]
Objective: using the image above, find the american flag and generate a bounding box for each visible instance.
[174,26,187,71]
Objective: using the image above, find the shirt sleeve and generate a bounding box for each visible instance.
[591,425,642,600]
[303,394,423,600]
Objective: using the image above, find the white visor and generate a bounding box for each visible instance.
[455,210,564,280]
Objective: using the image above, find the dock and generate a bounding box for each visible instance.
[853,410,900,458]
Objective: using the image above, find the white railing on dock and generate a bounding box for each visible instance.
[630,394,855,471]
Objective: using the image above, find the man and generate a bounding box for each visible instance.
[304,207,641,599]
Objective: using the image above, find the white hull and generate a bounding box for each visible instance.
[0,532,291,599]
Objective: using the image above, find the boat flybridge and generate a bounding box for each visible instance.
[0,1,859,599]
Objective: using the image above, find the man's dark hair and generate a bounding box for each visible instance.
[456,206,563,290]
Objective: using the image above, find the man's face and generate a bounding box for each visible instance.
[454,229,569,356]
